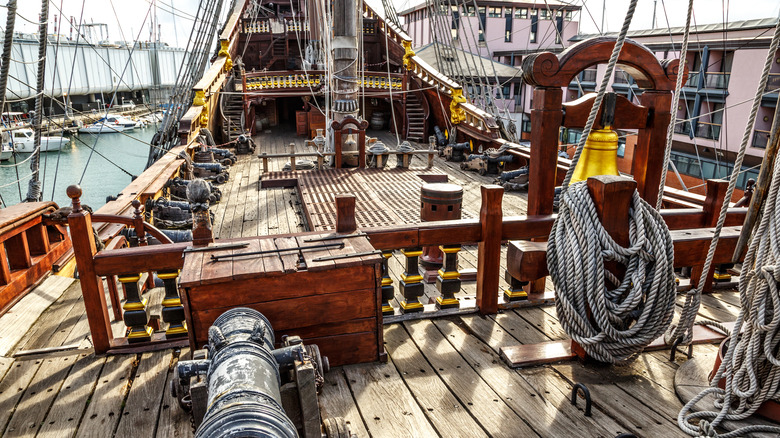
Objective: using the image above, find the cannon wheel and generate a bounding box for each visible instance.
[478,168,487,176]
[323,417,351,438]
[460,162,467,170]
[221,158,232,166]
[216,174,226,184]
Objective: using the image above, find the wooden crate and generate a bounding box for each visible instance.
[179,234,384,366]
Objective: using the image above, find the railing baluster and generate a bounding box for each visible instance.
[399,247,424,313]
[0,243,11,286]
[435,245,461,309]
[158,269,187,338]
[381,251,395,316]
[119,274,153,343]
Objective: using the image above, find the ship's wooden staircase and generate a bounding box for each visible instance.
[406,91,426,142]
[222,78,245,141]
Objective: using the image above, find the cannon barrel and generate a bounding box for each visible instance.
[192,162,227,173]
[433,125,447,146]
[189,308,299,438]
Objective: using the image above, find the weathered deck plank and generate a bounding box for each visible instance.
[113,350,172,438]
[75,354,136,438]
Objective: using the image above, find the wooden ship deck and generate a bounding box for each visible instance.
[0,128,748,437]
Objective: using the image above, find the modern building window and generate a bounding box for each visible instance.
[530,13,538,43]
[452,9,460,39]
[489,6,502,17]
[565,10,573,20]
[464,5,476,16]
[555,16,563,44]
[539,9,550,20]
[505,11,512,42]
[515,8,528,19]
[479,7,487,42]
[502,85,511,99]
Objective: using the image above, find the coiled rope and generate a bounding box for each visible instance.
[548,0,677,363]
[677,14,780,438]
[549,183,677,363]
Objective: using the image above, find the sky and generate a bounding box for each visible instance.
[1,0,779,48]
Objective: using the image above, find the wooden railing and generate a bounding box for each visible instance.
[244,71,403,92]
[67,185,193,354]
[0,202,72,314]
[70,172,747,355]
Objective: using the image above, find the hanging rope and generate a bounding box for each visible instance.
[671,14,780,349]
[24,0,49,202]
[549,183,676,362]
[547,0,678,363]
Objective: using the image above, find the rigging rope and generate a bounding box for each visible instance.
[675,13,780,438]
[25,0,49,202]
[671,13,780,349]
[548,0,677,363]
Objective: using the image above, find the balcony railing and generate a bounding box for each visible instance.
[674,122,691,135]
[704,72,730,90]
[766,73,780,93]
[753,129,771,149]
[695,121,721,140]
[685,71,699,87]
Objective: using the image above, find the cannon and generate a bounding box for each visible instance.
[496,167,529,191]
[433,125,447,147]
[236,133,256,155]
[441,141,471,162]
[165,177,222,203]
[460,146,515,176]
[121,228,193,246]
[211,147,238,165]
[181,162,230,184]
[172,308,353,438]
[145,197,215,230]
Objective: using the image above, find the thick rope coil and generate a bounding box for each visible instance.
[548,182,677,363]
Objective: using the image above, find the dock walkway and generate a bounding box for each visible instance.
[0,126,748,437]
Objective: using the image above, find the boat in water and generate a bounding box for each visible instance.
[0,132,11,161]
[103,115,138,130]
[78,120,127,134]
[9,127,70,152]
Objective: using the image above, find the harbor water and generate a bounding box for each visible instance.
[0,124,159,210]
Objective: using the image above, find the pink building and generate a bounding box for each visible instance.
[400,1,580,133]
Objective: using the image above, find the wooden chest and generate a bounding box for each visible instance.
[178,234,384,366]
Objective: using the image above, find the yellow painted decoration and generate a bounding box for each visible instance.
[439,246,461,254]
[166,323,188,335]
[400,249,423,257]
[381,304,394,313]
[436,296,460,307]
[402,40,415,69]
[401,274,423,283]
[569,127,620,184]
[713,272,732,281]
[437,269,461,280]
[219,39,233,72]
[161,298,182,307]
[504,289,528,299]
[54,258,78,278]
[118,274,141,283]
[450,88,467,124]
[200,104,209,128]
[127,325,154,339]
[157,271,180,280]
[193,89,206,106]
[381,278,393,286]
[400,301,424,310]
[123,297,148,312]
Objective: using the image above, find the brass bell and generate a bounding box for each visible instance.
[569,92,620,185]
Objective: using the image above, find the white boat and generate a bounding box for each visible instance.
[103,115,137,130]
[78,121,127,134]
[10,128,70,152]
[0,132,11,161]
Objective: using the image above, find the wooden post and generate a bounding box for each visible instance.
[380,251,395,315]
[67,184,112,354]
[290,143,296,171]
[525,87,562,295]
[358,130,366,168]
[158,269,187,338]
[334,129,343,169]
[476,185,504,315]
[262,155,269,173]
[634,91,672,206]
[119,274,152,343]
[5,232,32,270]
[188,179,214,247]
[399,247,424,313]
[335,194,357,234]
[0,243,11,285]
[690,179,728,293]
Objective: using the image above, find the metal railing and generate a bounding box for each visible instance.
[704,72,730,90]
[695,121,721,140]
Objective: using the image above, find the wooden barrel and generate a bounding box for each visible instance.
[420,183,463,270]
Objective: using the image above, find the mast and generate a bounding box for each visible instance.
[332,0,359,123]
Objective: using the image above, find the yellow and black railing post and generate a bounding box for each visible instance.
[400,247,424,313]
[158,270,187,338]
[381,251,395,316]
[435,245,461,309]
[119,274,152,343]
